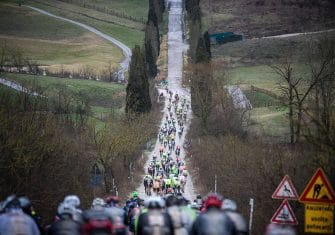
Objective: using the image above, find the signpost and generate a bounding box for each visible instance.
[299,168,335,234]
[90,163,102,187]
[271,200,298,225]
[299,168,335,204]
[270,175,298,226]
[272,175,299,200]
[304,204,334,234]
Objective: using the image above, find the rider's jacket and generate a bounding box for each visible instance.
[166,206,192,235]
[0,209,41,235]
[48,214,81,235]
[224,210,248,235]
[136,209,174,235]
[191,207,237,235]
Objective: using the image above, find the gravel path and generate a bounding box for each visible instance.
[136,0,196,201]
[26,5,131,82]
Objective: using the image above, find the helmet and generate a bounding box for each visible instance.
[144,197,165,209]
[165,195,178,207]
[105,196,119,206]
[1,195,20,210]
[57,202,76,216]
[222,199,237,211]
[132,191,138,198]
[204,193,223,209]
[18,196,32,214]
[64,195,80,208]
[92,197,106,208]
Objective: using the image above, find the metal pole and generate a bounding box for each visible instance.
[214,174,217,193]
[249,198,254,235]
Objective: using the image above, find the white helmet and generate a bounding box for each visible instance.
[222,199,237,211]
[64,195,80,208]
[92,197,106,208]
[57,202,76,215]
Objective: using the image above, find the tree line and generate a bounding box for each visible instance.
[126,0,165,114]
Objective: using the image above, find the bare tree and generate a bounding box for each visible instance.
[303,38,335,154]
[91,113,155,193]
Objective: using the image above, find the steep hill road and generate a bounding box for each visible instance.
[136,0,196,201]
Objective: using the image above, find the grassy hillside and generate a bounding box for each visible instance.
[210,28,335,139]
[201,0,335,38]
[25,0,147,47]
[3,73,126,108]
[2,73,126,127]
[0,3,123,75]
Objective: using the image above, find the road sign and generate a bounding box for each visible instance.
[271,200,298,225]
[90,163,103,187]
[299,168,335,204]
[305,204,334,234]
[272,175,299,200]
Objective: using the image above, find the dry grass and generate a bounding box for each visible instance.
[0,32,122,75]
[201,0,335,38]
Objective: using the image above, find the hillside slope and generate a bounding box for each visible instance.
[201,0,335,37]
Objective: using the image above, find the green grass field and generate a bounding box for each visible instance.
[0,3,123,74]
[227,64,310,92]
[25,0,146,47]
[53,0,149,20]
[225,63,309,139]
[211,33,335,139]
[3,73,126,109]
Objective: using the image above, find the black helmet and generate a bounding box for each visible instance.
[165,195,178,207]
[2,195,21,210]
[144,197,165,209]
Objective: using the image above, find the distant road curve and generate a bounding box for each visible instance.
[26,6,132,82]
[0,78,41,96]
[259,28,335,39]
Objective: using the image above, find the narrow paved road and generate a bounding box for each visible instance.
[26,6,131,82]
[0,78,40,96]
[136,0,196,201]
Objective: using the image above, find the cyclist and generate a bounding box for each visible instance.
[191,193,236,235]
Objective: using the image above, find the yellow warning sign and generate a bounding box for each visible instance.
[299,168,335,204]
[305,204,334,234]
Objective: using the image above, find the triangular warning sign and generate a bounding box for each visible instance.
[271,200,298,225]
[299,168,335,204]
[272,175,299,200]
